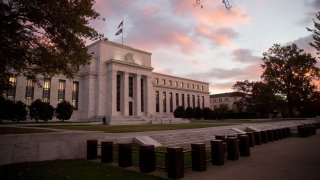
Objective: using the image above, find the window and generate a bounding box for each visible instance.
[182,94,185,108]
[163,92,166,112]
[155,78,159,84]
[170,92,173,112]
[175,81,178,86]
[5,77,17,101]
[42,78,51,103]
[201,86,204,90]
[117,74,121,111]
[197,85,199,90]
[169,80,172,85]
[192,84,195,89]
[129,76,133,97]
[202,96,205,109]
[72,81,79,109]
[162,79,165,85]
[176,93,179,107]
[58,80,66,103]
[141,78,144,112]
[156,91,159,112]
[187,83,189,88]
[181,82,183,87]
[187,94,190,107]
[25,79,34,106]
[192,95,195,108]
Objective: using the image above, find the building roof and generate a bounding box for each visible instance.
[210,92,235,98]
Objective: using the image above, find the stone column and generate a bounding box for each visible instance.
[145,76,154,114]
[135,74,141,116]
[122,72,129,116]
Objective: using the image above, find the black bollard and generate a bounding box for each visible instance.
[267,130,273,142]
[167,147,184,179]
[211,140,224,165]
[101,141,113,163]
[226,137,239,161]
[261,131,268,143]
[191,143,207,172]
[118,143,132,168]
[273,129,279,140]
[253,132,262,145]
[246,132,255,147]
[215,135,226,157]
[139,145,156,173]
[278,129,283,139]
[238,135,250,157]
[87,140,98,160]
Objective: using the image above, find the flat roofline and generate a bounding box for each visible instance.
[153,72,209,85]
[87,38,152,55]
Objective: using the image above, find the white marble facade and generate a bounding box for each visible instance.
[6,39,210,124]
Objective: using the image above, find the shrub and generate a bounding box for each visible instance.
[203,107,212,120]
[185,107,194,119]
[55,101,73,121]
[194,107,203,119]
[29,99,54,122]
[13,101,28,123]
[0,97,15,123]
[174,106,185,118]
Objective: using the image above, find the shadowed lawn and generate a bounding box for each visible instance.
[0,160,163,180]
[0,126,54,135]
[33,123,238,133]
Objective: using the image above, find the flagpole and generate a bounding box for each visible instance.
[122,19,124,45]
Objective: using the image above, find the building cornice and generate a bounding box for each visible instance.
[153,72,209,85]
[153,84,210,94]
[106,59,154,71]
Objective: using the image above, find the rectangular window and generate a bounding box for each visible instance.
[129,76,133,97]
[202,96,205,109]
[197,95,200,107]
[187,83,189,88]
[156,78,159,84]
[117,74,121,111]
[175,81,178,86]
[162,79,165,85]
[169,80,172,86]
[141,78,144,112]
[187,94,190,107]
[176,93,179,107]
[181,82,183,87]
[58,79,66,103]
[170,92,173,112]
[5,77,17,101]
[72,81,79,109]
[163,92,166,113]
[42,78,51,103]
[25,79,34,106]
[156,91,159,112]
[192,95,195,108]
[182,94,185,108]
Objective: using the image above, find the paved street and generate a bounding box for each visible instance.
[185,130,320,180]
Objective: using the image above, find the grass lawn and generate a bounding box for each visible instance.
[32,123,238,133]
[0,126,54,135]
[0,160,163,180]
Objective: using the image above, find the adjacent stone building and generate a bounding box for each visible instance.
[210,92,239,111]
[3,39,210,124]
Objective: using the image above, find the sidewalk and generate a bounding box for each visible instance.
[184,130,320,180]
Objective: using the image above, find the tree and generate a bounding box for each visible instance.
[307,11,320,58]
[12,101,27,123]
[261,44,320,117]
[0,96,14,123]
[185,107,194,119]
[193,107,203,119]
[29,99,54,122]
[0,0,102,92]
[55,101,73,121]
[195,0,232,10]
[173,106,186,118]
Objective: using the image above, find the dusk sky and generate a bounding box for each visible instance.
[90,0,319,94]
